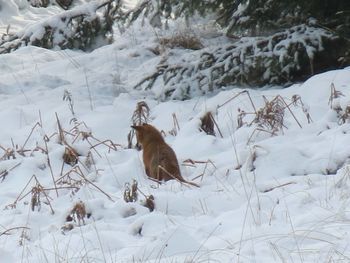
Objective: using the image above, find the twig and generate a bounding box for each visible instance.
[12,175,36,206]
[0,162,21,182]
[55,113,66,145]
[32,176,55,214]
[0,227,30,237]
[210,113,223,138]
[262,182,296,193]
[84,68,94,111]
[44,140,59,197]
[21,122,42,151]
[278,95,302,128]
[218,90,257,114]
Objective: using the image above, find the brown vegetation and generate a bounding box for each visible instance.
[159,32,203,50]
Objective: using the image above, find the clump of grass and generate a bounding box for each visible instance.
[131,101,150,125]
[63,147,78,166]
[328,82,344,108]
[199,111,223,137]
[328,83,350,124]
[222,91,309,136]
[2,101,117,214]
[123,179,138,203]
[141,195,155,212]
[128,101,150,149]
[159,31,203,50]
[200,112,215,136]
[253,95,287,132]
[123,179,155,212]
[6,175,55,214]
[62,201,90,233]
[66,201,89,226]
[30,184,42,212]
[338,106,350,124]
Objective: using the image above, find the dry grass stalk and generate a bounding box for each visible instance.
[291,95,313,123]
[246,128,277,144]
[0,162,21,182]
[55,167,84,191]
[63,89,75,116]
[84,151,94,170]
[44,139,59,197]
[262,182,296,193]
[55,113,66,145]
[218,90,257,113]
[69,121,120,156]
[0,226,29,237]
[55,166,114,201]
[183,159,217,182]
[21,122,42,153]
[89,139,120,153]
[70,121,91,141]
[0,120,45,159]
[19,229,30,246]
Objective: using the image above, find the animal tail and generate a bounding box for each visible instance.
[158,165,200,188]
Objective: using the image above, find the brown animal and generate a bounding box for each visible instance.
[131,124,199,187]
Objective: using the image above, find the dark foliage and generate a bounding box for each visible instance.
[56,0,74,10]
[0,0,121,53]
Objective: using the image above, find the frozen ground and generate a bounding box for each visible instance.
[1,1,350,262]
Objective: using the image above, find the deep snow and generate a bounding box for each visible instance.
[1,1,350,263]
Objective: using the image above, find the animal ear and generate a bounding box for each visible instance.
[131,125,142,131]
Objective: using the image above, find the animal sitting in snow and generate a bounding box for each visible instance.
[131,124,199,187]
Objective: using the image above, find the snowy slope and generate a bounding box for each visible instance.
[1,1,350,263]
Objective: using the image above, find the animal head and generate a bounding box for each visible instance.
[131,123,164,146]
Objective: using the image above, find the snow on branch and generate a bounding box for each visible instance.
[134,24,349,100]
[0,0,121,53]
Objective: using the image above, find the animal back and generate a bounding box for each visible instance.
[145,143,181,181]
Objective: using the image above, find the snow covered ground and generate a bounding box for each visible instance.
[1,1,350,262]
